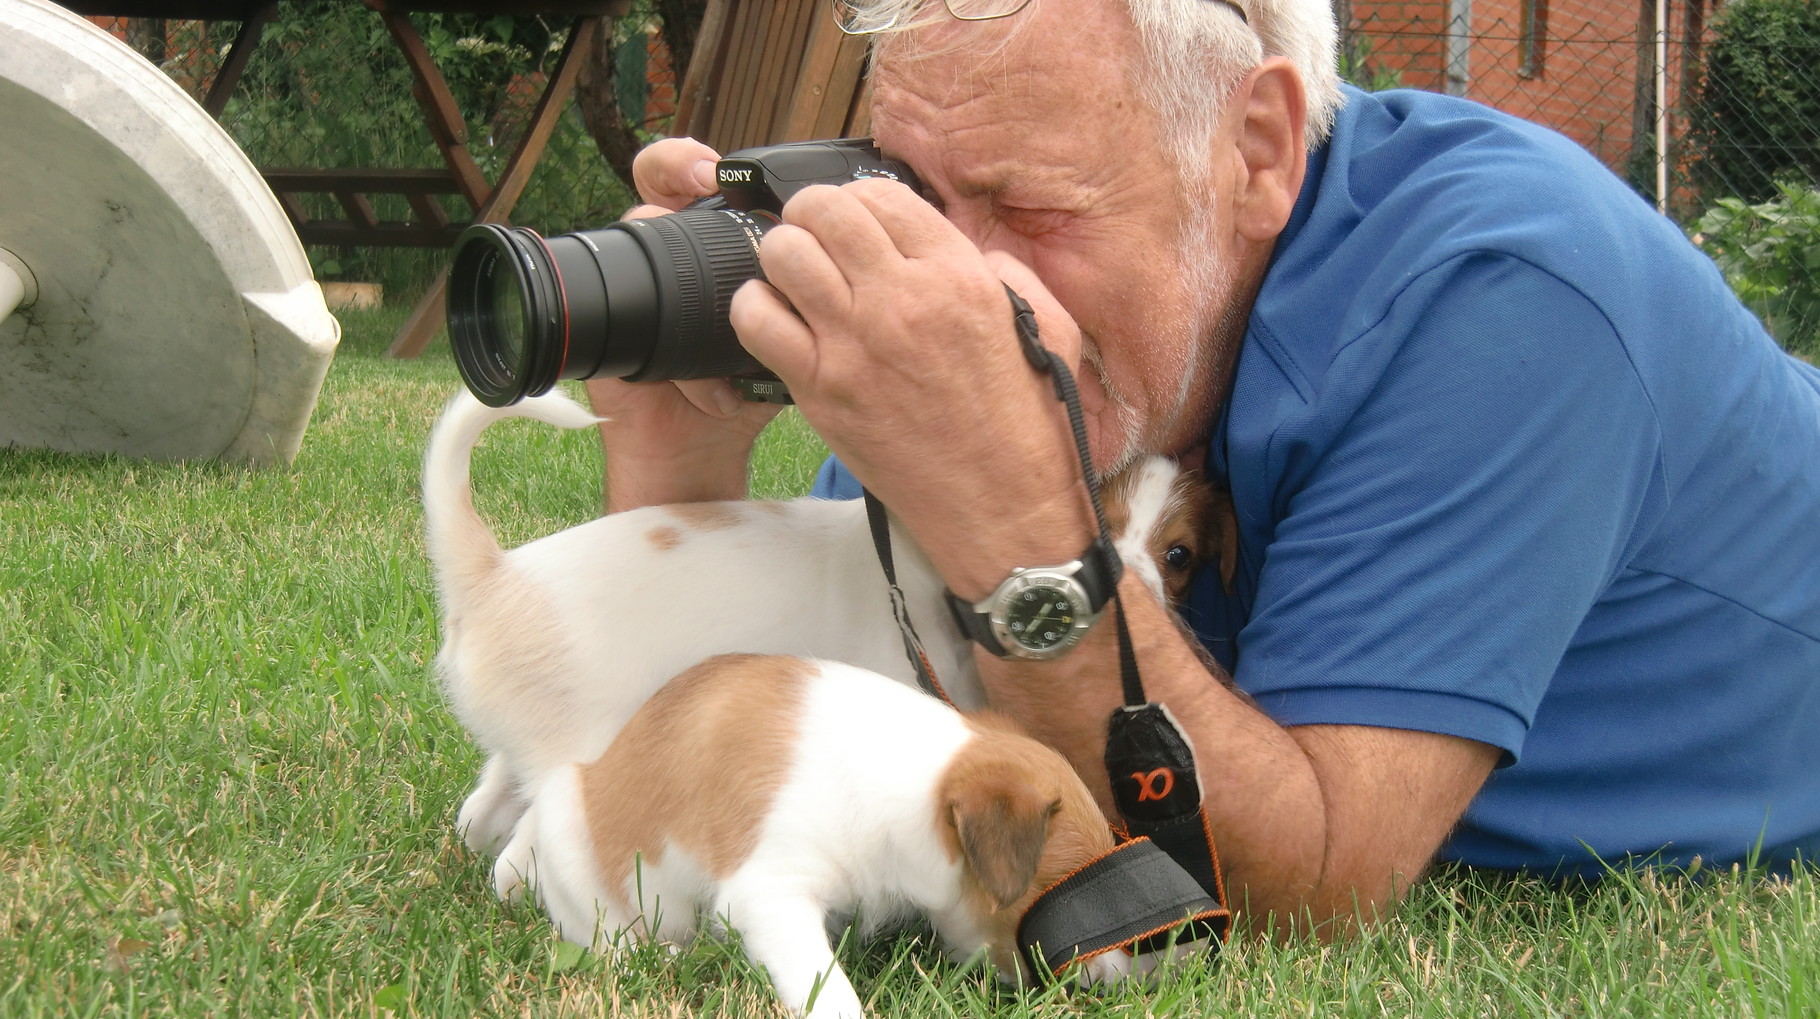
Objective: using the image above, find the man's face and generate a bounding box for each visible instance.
[868,2,1247,471]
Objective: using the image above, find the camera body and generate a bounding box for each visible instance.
[712,137,917,213]
[446,138,920,408]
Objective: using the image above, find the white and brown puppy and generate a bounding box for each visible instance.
[423,388,1231,855]
[494,652,1129,1018]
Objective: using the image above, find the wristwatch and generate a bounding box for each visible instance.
[946,536,1122,660]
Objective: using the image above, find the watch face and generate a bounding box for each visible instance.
[1004,584,1079,652]
[978,564,1100,661]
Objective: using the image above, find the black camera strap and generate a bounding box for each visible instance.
[862,487,950,705]
[862,286,1230,978]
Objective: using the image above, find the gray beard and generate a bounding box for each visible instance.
[1096,209,1235,473]
[1079,339,1144,477]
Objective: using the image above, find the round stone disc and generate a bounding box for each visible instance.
[0,0,339,466]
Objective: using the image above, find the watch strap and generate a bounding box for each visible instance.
[1076,532,1123,612]
[946,587,1009,656]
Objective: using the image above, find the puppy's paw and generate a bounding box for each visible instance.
[1079,945,1136,986]
[460,803,518,856]
[797,969,866,1019]
[458,760,527,856]
[492,839,534,904]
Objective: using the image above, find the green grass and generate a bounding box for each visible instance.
[2,309,1817,1017]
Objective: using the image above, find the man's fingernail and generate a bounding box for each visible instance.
[693,160,718,193]
[712,386,742,417]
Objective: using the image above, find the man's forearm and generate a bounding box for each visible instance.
[585,379,767,513]
[601,437,751,513]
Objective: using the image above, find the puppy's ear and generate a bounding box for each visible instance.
[1211,489,1239,595]
[949,784,1060,911]
[1175,467,1241,597]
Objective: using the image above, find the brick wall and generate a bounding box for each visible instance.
[1346,0,1714,187]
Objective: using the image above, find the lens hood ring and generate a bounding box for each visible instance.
[447,223,567,407]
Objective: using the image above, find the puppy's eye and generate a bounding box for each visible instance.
[1164,544,1193,570]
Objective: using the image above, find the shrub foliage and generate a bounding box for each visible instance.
[1687,0,1820,204]
[1694,180,1820,359]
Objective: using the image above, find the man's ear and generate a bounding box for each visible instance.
[1228,56,1308,244]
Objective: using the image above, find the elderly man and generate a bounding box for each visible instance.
[588,0,1820,934]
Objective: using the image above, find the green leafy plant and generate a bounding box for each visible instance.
[1693,178,1820,358]
[1338,31,1404,93]
[1687,0,1820,204]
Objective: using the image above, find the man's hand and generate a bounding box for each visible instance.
[586,137,782,511]
[731,177,1099,597]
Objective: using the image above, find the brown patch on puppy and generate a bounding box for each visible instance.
[578,654,810,906]
[665,503,743,531]
[1100,485,1133,554]
[645,526,682,551]
[1151,471,1239,601]
[1100,461,1240,606]
[937,711,1117,982]
[952,779,1057,911]
[1213,490,1239,593]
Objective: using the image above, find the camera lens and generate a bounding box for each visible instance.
[446,207,776,407]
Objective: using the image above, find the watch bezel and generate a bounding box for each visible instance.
[983,563,1098,661]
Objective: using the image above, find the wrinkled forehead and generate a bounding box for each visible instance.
[867,0,1143,160]
[869,0,1135,80]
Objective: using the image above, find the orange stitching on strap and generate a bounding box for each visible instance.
[1198,806,1229,929]
[1026,836,1152,906]
[917,646,952,706]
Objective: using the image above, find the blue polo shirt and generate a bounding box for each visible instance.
[814,86,1820,876]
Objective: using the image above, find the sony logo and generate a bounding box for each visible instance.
[719,168,756,183]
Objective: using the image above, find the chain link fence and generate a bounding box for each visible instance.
[1340,0,1819,356]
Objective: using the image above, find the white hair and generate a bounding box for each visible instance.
[849,0,1343,159]
[1126,0,1342,159]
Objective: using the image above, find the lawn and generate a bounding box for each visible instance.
[1,307,1815,1017]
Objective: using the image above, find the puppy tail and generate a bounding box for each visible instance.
[422,388,603,598]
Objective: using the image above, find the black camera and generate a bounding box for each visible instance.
[446,138,921,407]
